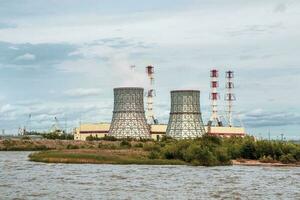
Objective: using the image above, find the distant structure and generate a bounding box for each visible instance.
[109,87,151,139]
[146,65,158,125]
[225,70,236,127]
[207,69,246,137]
[166,90,206,139]
[208,69,223,127]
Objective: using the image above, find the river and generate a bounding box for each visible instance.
[0,152,300,200]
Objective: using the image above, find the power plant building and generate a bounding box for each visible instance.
[74,123,166,141]
[73,69,246,141]
[108,87,151,139]
[166,90,206,139]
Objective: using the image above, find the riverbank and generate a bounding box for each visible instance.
[29,149,186,165]
[0,139,108,151]
[29,149,300,167]
[232,159,300,167]
[3,135,300,166]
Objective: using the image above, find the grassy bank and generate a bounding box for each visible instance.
[3,135,300,166]
[29,149,186,165]
[0,139,103,151]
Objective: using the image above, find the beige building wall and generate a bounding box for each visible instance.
[206,126,246,137]
[74,123,110,141]
[74,122,246,141]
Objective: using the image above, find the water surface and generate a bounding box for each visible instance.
[0,152,300,199]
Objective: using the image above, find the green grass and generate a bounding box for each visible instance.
[29,150,186,165]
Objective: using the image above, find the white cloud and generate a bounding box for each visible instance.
[15,53,36,61]
[64,88,102,97]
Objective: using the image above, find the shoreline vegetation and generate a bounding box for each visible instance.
[1,135,300,167]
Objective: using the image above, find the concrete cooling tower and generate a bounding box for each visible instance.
[109,87,151,139]
[166,90,206,139]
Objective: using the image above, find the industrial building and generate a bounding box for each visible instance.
[74,123,245,141]
[166,90,206,139]
[74,123,166,141]
[109,87,151,139]
[74,67,246,141]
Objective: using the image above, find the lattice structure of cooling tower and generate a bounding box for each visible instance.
[109,87,150,139]
[166,90,206,139]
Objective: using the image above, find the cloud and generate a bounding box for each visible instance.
[0,100,113,133]
[0,41,78,66]
[240,109,300,128]
[0,22,16,29]
[274,3,287,13]
[64,88,103,97]
[15,53,36,61]
[57,38,150,88]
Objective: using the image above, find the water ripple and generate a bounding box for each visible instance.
[0,152,300,199]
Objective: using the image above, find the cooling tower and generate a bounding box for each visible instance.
[109,87,151,139]
[166,90,206,139]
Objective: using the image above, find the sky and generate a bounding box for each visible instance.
[0,0,299,139]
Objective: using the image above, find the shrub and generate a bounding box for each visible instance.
[42,132,74,140]
[280,154,297,164]
[227,144,241,159]
[148,151,160,159]
[241,140,256,159]
[161,141,190,160]
[259,155,276,163]
[215,148,230,163]
[101,135,118,141]
[21,136,31,140]
[134,143,143,148]
[120,140,132,148]
[67,144,79,149]
[98,143,117,149]
[143,143,161,152]
[191,146,218,166]
[86,135,101,141]
[291,148,300,161]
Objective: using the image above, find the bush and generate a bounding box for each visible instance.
[241,140,256,159]
[259,155,276,163]
[190,146,218,166]
[148,151,160,159]
[280,154,297,164]
[67,144,79,149]
[86,135,101,141]
[291,148,300,161]
[98,143,117,149]
[21,136,31,140]
[215,148,230,164]
[101,135,118,141]
[143,143,161,152]
[134,143,143,148]
[120,140,132,148]
[42,132,74,140]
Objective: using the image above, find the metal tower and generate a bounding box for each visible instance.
[166,90,206,139]
[146,65,158,124]
[225,70,236,127]
[109,87,151,139]
[208,69,222,127]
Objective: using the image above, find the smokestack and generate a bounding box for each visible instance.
[208,69,222,127]
[225,70,236,127]
[146,65,158,124]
